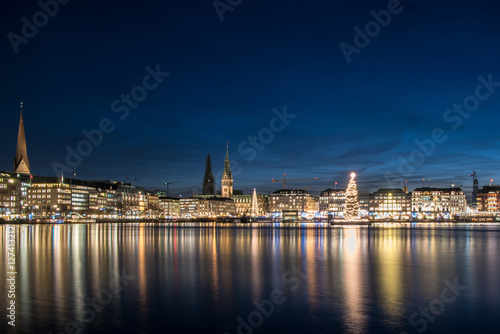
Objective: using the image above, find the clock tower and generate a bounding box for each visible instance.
[221,143,233,199]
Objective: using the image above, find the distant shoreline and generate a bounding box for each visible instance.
[2,219,500,225]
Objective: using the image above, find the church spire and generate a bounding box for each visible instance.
[14,102,30,174]
[223,141,232,178]
[203,152,215,195]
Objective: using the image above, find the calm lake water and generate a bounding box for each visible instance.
[1,223,499,334]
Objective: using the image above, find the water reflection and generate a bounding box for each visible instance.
[341,228,367,334]
[0,223,499,334]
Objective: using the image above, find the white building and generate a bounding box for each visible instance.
[319,188,345,217]
[412,187,466,219]
[269,189,317,215]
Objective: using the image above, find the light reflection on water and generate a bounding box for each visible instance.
[0,223,499,334]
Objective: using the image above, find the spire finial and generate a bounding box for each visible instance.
[20,101,23,109]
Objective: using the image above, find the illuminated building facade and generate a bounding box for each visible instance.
[477,186,500,212]
[412,187,466,218]
[233,193,268,216]
[369,189,411,219]
[319,188,345,217]
[269,189,316,215]
[199,197,236,217]
[0,172,29,219]
[180,197,200,217]
[358,192,370,217]
[118,183,147,218]
[27,177,72,219]
[146,193,160,219]
[89,181,120,218]
[159,197,180,218]
[70,181,93,214]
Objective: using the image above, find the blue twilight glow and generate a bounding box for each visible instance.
[1,1,500,196]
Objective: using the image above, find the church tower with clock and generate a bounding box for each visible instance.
[221,143,233,199]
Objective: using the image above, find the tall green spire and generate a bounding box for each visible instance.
[223,141,232,178]
[221,142,233,198]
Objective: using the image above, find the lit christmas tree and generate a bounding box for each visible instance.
[345,172,360,220]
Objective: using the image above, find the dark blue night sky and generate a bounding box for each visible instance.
[1,0,500,196]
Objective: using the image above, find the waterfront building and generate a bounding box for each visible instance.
[477,186,500,212]
[70,181,92,215]
[180,197,200,218]
[88,187,98,216]
[269,189,316,215]
[118,183,147,218]
[27,177,72,219]
[199,197,236,217]
[0,171,29,219]
[369,188,412,219]
[232,194,252,215]
[221,144,233,199]
[319,188,345,217]
[25,178,157,220]
[159,197,180,218]
[412,187,466,219]
[89,181,121,218]
[14,102,30,175]
[146,192,160,219]
[233,192,269,216]
[203,153,216,195]
[358,192,370,217]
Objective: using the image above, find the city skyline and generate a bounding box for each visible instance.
[1,1,500,196]
[1,102,497,197]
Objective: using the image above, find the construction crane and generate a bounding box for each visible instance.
[271,173,318,190]
[164,181,182,197]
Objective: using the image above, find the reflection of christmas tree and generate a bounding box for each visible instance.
[345,172,360,220]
